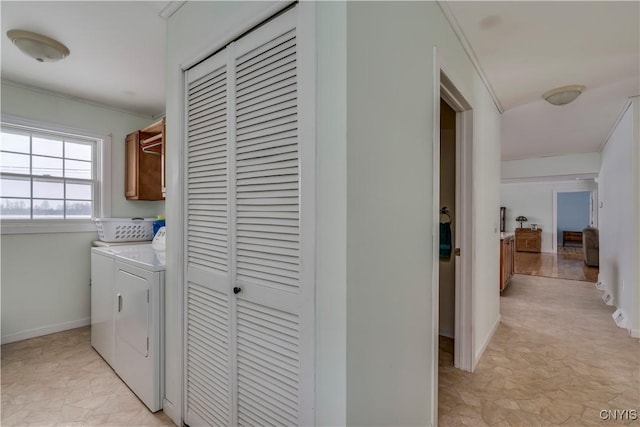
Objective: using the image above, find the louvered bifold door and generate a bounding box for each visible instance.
[231,8,312,427]
[184,5,313,427]
[184,50,232,427]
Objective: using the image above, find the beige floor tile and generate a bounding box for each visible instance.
[1,326,175,427]
[439,274,640,426]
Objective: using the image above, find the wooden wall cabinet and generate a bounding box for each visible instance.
[515,228,542,253]
[125,118,165,201]
[500,234,515,292]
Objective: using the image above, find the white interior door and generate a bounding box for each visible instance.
[184,6,314,426]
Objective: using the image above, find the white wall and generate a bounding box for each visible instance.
[345,2,501,425]
[598,100,640,337]
[1,82,164,343]
[502,152,600,180]
[316,3,348,425]
[501,180,597,253]
[469,77,503,365]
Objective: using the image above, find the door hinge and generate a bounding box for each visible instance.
[454,248,461,256]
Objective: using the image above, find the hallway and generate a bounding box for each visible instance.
[439,274,639,426]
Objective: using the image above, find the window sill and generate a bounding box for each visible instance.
[1,220,98,235]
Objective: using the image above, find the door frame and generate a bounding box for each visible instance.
[552,187,598,252]
[430,46,475,425]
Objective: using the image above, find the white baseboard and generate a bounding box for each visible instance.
[630,329,640,339]
[473,314,501,370]
[1,317,90,345]
[162,399,180,426]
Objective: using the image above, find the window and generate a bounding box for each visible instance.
[0,116,111,233]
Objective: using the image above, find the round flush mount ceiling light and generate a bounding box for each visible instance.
[542,84,585,106]
[6,29,70,62]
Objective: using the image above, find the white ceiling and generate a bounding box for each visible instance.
[1,1,168,118]
[1,2,638,160]
[442,1,640,161]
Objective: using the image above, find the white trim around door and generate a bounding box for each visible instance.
[431,45,475,426]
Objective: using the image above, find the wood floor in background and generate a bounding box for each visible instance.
[439,274,640,426]
[515,246,599,282]
[1,327,175,427]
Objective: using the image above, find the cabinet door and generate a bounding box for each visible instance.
[506,238,513,281]
[161,120,166,198]
[499,241,505,291]
[125,132,139,199]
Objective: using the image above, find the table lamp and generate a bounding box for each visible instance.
[515,216,528,228]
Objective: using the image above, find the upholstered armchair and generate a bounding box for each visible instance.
[582,227,599,267]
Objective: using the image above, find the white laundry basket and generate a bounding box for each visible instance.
[94,218,155,242]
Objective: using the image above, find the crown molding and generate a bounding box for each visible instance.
[501,174,598,184]
[437,1,504,114]
[600,99,633,152]
[159,1,186,20]
[0,79,158,119]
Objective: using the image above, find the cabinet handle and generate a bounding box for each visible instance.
[233,287,242,295]
[118,293,123,312]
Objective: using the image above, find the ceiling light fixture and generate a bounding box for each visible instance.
[6,29,70,62]
[542,84,585,106]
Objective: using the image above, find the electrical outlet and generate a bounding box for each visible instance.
[602,290,614,306]
[612,308,627,329]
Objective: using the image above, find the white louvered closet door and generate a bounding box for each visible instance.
[184,50,232,427]
[185,5,314,427]
[232,8,312,427]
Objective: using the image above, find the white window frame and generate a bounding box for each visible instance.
[1,114,111,234]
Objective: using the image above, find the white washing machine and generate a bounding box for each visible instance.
[91,228,166,412]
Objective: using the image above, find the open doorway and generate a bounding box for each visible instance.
[557,191,592,249]
[438,99,456,364]
[434,70,474,372]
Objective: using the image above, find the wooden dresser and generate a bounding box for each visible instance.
[500,234,515,292]
[515,228,542,252]
[562,230,583,247]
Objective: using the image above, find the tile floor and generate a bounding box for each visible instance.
[439,274,640,426]
[3,274,638,426]
[1,327,175,426]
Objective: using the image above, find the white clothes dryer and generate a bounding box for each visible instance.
[91,228,166,412]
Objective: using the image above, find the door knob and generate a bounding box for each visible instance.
[233,287,242,295]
